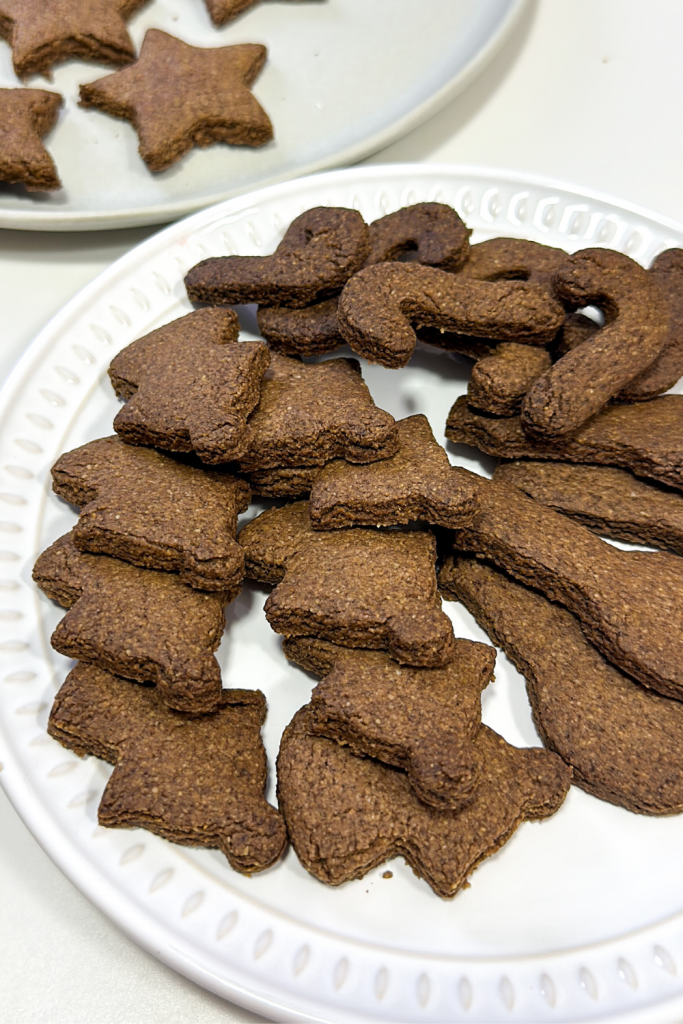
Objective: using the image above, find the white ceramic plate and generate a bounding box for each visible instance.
[2,165,683,1024]
[0,0,525,231]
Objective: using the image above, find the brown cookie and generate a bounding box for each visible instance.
[203,0,321,27]
[449,475,683,701]
[284,636,496,809]
[308,414,478,529]
[33,533,229,714]
[249,465,321,498]
[236,353,397,472]
[79,30,272,173]
[49,663,287,871]
[0,0,147,79]
[0,88,62,191]
[493,460,683,554]
[415,325,494,361]
[52,436,250,591]
[364,202,471,271]
[109,308,269,464]
[446,394,683,491]
[257,296,344,357]
[620,249,683,400]
[442,555,683,815]
[337,262,564,368]
[277,707,570,897]
[458,237,567,287]
[521,249,669,439]
[239,501,455,666]
[467,343,552,416]
[186,207,369,309]
[552,311,600,358]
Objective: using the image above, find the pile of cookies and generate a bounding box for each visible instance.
[0,0,317,190]
[34,199,683,900]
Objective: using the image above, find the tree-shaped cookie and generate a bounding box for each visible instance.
[239,501,455,666]
[52,436,250,591]
[34,533,228,714]
[108,307,269,464]
[49,663,287,873]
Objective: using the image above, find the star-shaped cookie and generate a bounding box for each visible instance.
[0,88,62,191]
[0,0,148,79]
[204,0,323,28]
[79,29,273,172]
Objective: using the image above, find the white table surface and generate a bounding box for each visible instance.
[2,1,683,1020]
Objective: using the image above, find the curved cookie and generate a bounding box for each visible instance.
[459,237,566,287]
[467,343,552,416]
[277,707,570,897]
[620,249,683,400]
[109,307,269,464]
[52,436,250,591]
[364,202,470,270]
[185,207,369,309]
[522,249,669,438]
[257,296,344,356]
[33,533,229,714]
[443,555,683,815]
[552,310,600,358]
[338,262,564,368]
[49,664,287,872]
[0,88,62,191]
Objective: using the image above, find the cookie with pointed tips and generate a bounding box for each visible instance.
[49,663,287,872]
[277,707,570,897]
[442,555,683,815]
[204,0,323,26]
[0,88,62,191]
[239,501,455,667]
[284,636,496,809]
[108,308,269,465]
[33,533,229,714]
[52,436,250,591]
[80,30,272,173]
[308,414,478,529]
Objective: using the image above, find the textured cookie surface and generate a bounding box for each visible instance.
[52,435,250,591]
[620,249,683,400]
[204,0,321,26]
[249,465,321,498]
[467,343,552,417]
[364,202,470,270]
[33,533,229,714]
[277,707,570,897]
[0,88,62,191]
[442,556,683,815]
[458,237,567,288]
[109,307,269,464]
[257,297,344,357]
[49,663,287,872]
[80,30,272,172]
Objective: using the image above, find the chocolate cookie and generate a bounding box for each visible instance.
[467,343,552,416]
[337,262,564,368]
[0,88,62,191]
[458,237,567,288]
[364,202,471,271]
[446,394,683,491]
[186,207,369,309]
[80,30,272,173]
[33,533,229,714]
[552,311,600,359]
[49,663,287,871]
[203,0,321,27]
[522,249,669,439]
[285,636,496,809]
[442,555,683,815]
[109,308,269,464]
[249,465,321,498]
[236,353,397,472]
[449,476,683,701]
[277,707,570,897]
[52,436,250,591]
[493,460,683,554]
[257,297,344,357]
[0,0,147,79]
[308,414,478,529]
[620,249,683,400]
[239,501,455,667]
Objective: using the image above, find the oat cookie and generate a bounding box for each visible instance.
[0,88,62,191]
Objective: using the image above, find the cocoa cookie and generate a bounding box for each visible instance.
[338,263,564,368]
[449,475,683,701]
[0,0,147,79]
[415,325,495,361]
[285,636,496,809]
[493,460,683,554]
[257,297,344,357]
[52,436,250,591]
[458,237,567,288]
[552,311,600,358]
[249,465,321,498]
[49,663,287,871]
[442,555,683,815]
[79,30,272,173]
[0,88,62,191]
[33,533,229,714]
[446,394,683,491]
[239,501,455,666]
[521,249,669,439]
[203,0,321,27]
[364,202,471,271]
[308,414,478,529]
[109,308,269,464]
[620,249,683,400]
[277,707,570,897]
[467,343,552,416]
[186,207,369,309]
[236,353,397,472]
